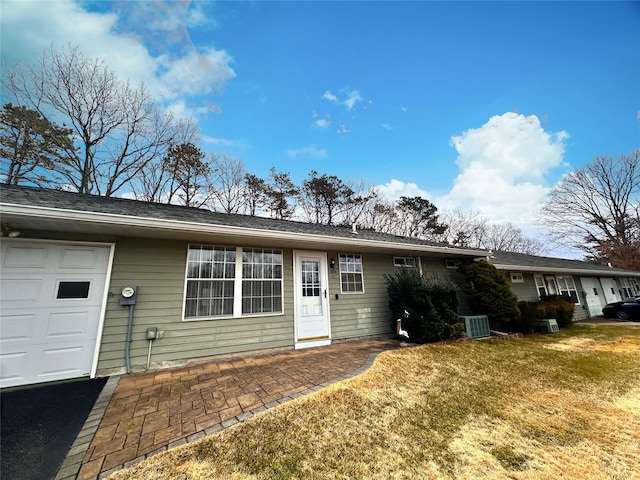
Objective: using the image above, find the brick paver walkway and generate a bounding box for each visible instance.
[74,339,399,479]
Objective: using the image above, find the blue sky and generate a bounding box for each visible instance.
[1,0,639,253]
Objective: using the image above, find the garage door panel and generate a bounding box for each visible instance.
[0,278,43,304]
[0,351,29,386]
[46,311,93,339]
[2,245,48,268]
[59,247,104,270]
[38,346,89,377]
[0,314,36,344]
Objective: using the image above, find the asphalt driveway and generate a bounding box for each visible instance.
[1,377,107,480]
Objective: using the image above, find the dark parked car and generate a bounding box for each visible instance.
[602,297,640,321]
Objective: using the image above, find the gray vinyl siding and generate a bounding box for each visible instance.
[507,272,541,302]
[328,252,394,339]
[97,238,295,372]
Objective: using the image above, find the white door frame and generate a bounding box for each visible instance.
[292,250,331,349]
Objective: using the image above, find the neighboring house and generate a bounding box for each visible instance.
[0,184,488,388]
[486,251,640,321]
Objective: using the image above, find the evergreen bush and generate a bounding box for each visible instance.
[457,260,521,330]
[385,268,463,343]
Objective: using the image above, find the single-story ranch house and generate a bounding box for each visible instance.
[1,184,639,388]
[487,250,640,321]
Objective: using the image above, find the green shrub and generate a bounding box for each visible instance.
[515,296,576,333]
[516,301,539,334]
[457,260,521,330]
[540,295,575,328]
[385,269,463,343]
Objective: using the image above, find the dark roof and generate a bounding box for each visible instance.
[0,184,479,252]
[488,250,640,276]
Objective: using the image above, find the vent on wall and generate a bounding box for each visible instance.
[459,315,491,339]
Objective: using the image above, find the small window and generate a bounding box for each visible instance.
[57,281,90,299]
[446,259,461,269]
[339,254,364,293]
[510,273,524,284]
[393,257,416,268]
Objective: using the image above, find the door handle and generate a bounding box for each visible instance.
[324,289,327,298]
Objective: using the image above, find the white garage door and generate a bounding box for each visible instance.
[0,240,112,388]
[580,277,607,317]
[600,278,620,304]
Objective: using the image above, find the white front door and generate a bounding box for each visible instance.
[0,240,112,388]
[293,251,331,349]
[580,277,607,317]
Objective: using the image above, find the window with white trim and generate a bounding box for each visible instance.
[534,275,547,296]
[619,278,637,299]
[393,256,416,268]
[510,272,524,284]
[185,245,283,319]
[242,248,283,314]
[556,275,580,304]
[339,253,364,293]
[446,259,462,269]
[534,274,580,304]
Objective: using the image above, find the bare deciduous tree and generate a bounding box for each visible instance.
[339,180,379,228]
[3,45,177,196]
[540,150,640,269]
[132,118,200,203]
[436,209,546,255]
[207,153,245,214]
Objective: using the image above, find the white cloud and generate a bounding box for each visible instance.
[436,112,569,225]
[158,47,235,98]
[343,90,363,110]
[323,91,338,102]
[0,0,234,112]
[381,123,393,131]
[286,145,328,158]
[315,119,331,128]
[376,179,432,202]
[202,135,246,149]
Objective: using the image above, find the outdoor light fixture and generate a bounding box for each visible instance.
[0,224,20,237]
[330,258,336,270]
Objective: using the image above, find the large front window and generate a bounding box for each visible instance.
[185,245,283,319]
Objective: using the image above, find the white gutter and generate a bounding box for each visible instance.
[0,203,488,257]
[492,263,640,278]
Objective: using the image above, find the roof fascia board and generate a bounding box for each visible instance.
[492,263,640,278]
[1,203,487,257]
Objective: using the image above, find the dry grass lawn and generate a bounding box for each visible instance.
[109,324,640,479]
